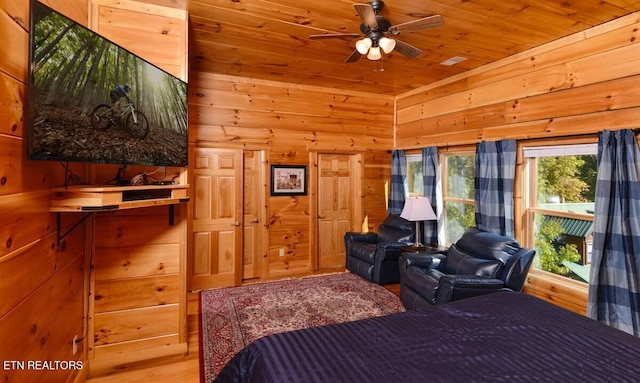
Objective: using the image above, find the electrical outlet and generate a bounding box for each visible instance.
[72,335,78,355]
[279,248,285,257]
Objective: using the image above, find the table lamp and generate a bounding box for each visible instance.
[400,197,437,250]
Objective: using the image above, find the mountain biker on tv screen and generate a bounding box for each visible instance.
[110,84,132,114]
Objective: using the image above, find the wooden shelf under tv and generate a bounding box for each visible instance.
[50,184,189,212]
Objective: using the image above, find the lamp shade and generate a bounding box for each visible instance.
[367,46,382,60]
[400,197,437,222]
[355,38,373,54]
[378,37,396,54]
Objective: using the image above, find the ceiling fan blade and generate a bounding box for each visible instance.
[353,3,378,30]
[388,15,444,35]
[309,33,361,40]
[345,49,363,63]
[393,39,422,59]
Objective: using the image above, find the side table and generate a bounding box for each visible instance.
[400,244,448,270]
[400,244,448,255]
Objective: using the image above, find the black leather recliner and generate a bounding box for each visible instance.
[344,214,415,284]
[399,227,535,309]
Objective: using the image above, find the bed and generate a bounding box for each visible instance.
[213,291,640,382]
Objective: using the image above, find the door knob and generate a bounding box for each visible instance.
[232,221,241,226]
[318,215,325,219]
[251,218,259,223]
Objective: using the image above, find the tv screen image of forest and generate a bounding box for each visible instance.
[29,1,188,167]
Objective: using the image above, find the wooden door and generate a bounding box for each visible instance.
[317,154,356,270]
[190,148,242,290]
[242,151,265,281]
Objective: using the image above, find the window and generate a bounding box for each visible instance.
[524,144,597,283]
[442,152,475,244]
[405,153,423,197]
[405,150,476,244]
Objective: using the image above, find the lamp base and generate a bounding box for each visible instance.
[413,221,423,252]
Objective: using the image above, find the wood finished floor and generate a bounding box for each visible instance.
[85,284,401,382]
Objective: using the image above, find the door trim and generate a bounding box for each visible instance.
[243,149,269,281]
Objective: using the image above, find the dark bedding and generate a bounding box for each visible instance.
[214,292,640,382]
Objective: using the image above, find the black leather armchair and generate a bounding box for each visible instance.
[345,214,415,284]
[399,227,535,309]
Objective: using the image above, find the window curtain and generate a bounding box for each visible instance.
[389,150,407,214]
[422,147,444,245]
[588,129,640,336]
[474,139,516,237]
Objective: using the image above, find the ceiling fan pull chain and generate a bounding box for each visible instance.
[373,57,384,72]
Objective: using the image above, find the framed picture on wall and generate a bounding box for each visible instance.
[271,165,307,196]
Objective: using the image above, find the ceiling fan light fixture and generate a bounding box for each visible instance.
[367,46,382,60]
[312,1,444,63]
[355,38,373,54]
[378,37,396,54]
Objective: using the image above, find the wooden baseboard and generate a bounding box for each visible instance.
[70,364,89,383]
[89,340,188,377]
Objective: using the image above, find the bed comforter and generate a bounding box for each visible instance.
[214,291,640,382]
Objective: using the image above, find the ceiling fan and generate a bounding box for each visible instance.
[309,0,444,62]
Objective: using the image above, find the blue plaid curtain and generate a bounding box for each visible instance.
[389,150,407,214]
[474,139,516,237]
[422,147,443,244]
[588,129,640,336]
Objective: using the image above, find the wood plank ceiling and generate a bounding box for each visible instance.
[183,0,640,95]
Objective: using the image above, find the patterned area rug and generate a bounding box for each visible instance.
[199,272,405,381]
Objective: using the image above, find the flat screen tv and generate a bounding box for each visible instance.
[28,0,188,168]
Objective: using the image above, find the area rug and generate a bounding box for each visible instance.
[199,272,405,381]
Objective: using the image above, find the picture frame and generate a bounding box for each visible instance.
[271,165,307,196]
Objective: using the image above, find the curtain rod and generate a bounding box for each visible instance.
[391,129,640,153]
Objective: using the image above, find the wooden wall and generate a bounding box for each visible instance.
[0,0,189,380]
[189,72,394,279]
[396,13,640,147]
[395,12,640,313]
[89,204,187,375]
[0,1,90,382]
[89,0,188,81]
